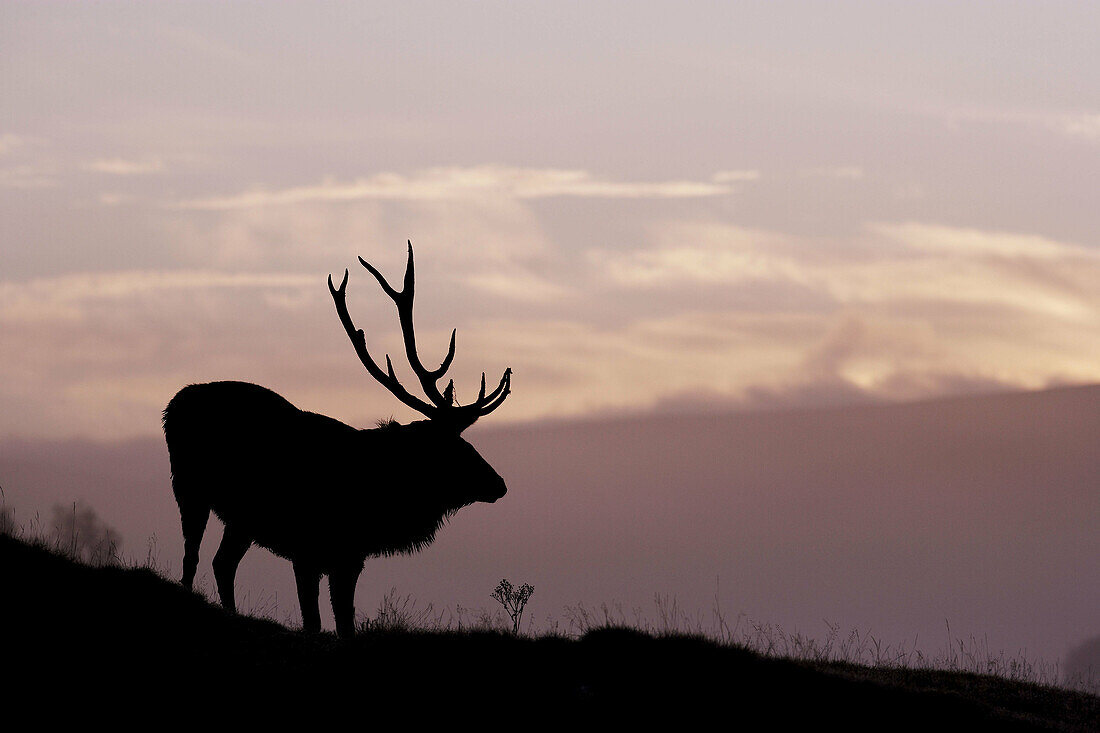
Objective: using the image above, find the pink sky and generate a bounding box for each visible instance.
[2,1,1099,673]
[2,2,1100,438]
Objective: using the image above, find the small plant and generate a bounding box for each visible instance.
[491,579,534,635]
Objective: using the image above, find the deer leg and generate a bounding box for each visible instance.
[212,525,251,614]
[293,562,322,634]
[179,504,210,590]
[328,563,364,639]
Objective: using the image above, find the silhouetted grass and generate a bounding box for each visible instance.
[3,531,1096,729]
[8,495,1090,698]
[559,595,1097,696]
[1,500,123,566]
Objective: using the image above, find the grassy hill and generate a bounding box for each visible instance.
[2,534,1096,729]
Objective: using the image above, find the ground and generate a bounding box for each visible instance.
[3,534,1096,729]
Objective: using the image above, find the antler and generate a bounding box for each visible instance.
[329,242,512,429]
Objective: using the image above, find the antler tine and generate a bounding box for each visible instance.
[452,367,511,415]
[357,255,400,300]
[358,242,456,408]
[435,329,457,379]
[475,368,512,416]
[328,268,438,418]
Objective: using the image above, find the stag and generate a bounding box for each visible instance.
[163,243,511,638]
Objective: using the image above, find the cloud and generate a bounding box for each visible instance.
[646,370,1021,416]
[597,220,1100,322]
[648,381,878,415]
[712,169,761,182]
[161,189,560,287]
[1052,113,1100,141]
[840,223,1100,321]
[594,223,807,288]
[160,186,571,308]
[4,216,1100,439]
[941,107,1100,145]
[587,220,1100,405]
[0,270,337,440]
[0,165,56,189]
[800,316,868,379]
[463,270,572,303]
[869,222,1090,260]
[0,135,55,187]
[83,156,166,175]
[0,271,318,322]
[1,264,1097,439]
[0,134,28,156]
[172,166,733,209]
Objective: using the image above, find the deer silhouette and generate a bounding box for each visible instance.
[163,243,511,638]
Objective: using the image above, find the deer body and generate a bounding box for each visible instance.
[164,245,511,637]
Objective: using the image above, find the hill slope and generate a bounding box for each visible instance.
[3,535,1096,729]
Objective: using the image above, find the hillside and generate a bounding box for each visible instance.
[2,534,1096,729]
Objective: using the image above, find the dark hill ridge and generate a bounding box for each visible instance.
[2,535,1096,729]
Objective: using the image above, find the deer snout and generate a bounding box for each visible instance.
[483,474,507,503]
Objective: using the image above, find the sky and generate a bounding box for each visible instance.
[2,2,1100,670]
[3,1,1100,439]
